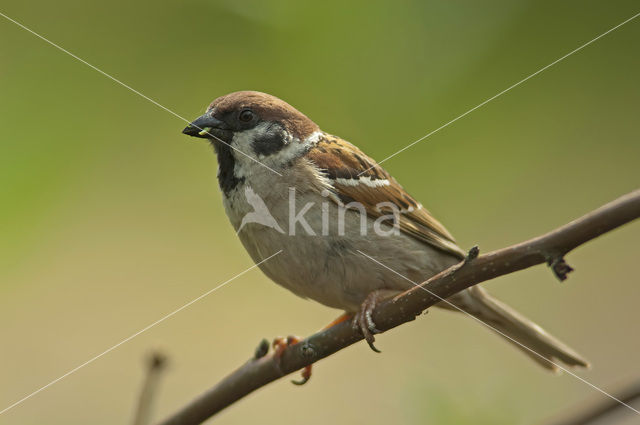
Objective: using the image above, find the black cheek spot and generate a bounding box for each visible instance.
[252,129,286,156]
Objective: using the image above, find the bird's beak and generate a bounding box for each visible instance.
[182,114,229,140]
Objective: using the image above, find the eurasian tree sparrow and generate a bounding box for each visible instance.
[183,91,588,374]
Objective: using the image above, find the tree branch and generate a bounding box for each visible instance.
[545,380,640,425]
[132,352,167,425]
[154,189,640,425]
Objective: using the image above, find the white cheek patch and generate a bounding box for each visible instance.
[232,123,312,177]
[259,141,308,170]
[231,123,272,154]
[230,125,324,182]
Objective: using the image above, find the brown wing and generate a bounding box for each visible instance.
[306,133,465,259]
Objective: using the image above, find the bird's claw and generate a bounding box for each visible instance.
[291,366,311,385]
[272,335,313,385]
[353,292,383,353]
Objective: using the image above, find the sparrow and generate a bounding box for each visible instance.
[182,91,589,377]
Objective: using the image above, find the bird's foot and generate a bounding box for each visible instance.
[353,291,384,353]
[272,335,312,385]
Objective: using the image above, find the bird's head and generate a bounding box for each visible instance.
[182,91,320,165]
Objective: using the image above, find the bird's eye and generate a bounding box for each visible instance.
[239,109,254,122]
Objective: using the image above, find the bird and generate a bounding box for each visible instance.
[182,90,589,377]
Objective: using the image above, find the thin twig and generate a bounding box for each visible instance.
[155,189,640,425]
[132,352,167,425]
[544,380,640,425]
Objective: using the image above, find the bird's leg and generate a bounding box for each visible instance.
[324,312,353,329]
[353,289,401,353]
[272,335,312,385]
[271,313,354,386]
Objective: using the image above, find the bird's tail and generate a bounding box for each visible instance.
[444,286,589,371]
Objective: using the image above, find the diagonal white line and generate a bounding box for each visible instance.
[0,250,282,416]
[356,250,640,415]
[0,11,283,177]
[357,11,640,176]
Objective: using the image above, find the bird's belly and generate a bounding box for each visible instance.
[233,203,459,312]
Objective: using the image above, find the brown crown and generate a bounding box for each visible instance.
[208,91,320,140]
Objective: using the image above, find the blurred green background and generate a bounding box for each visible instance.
[1,1,639,424]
